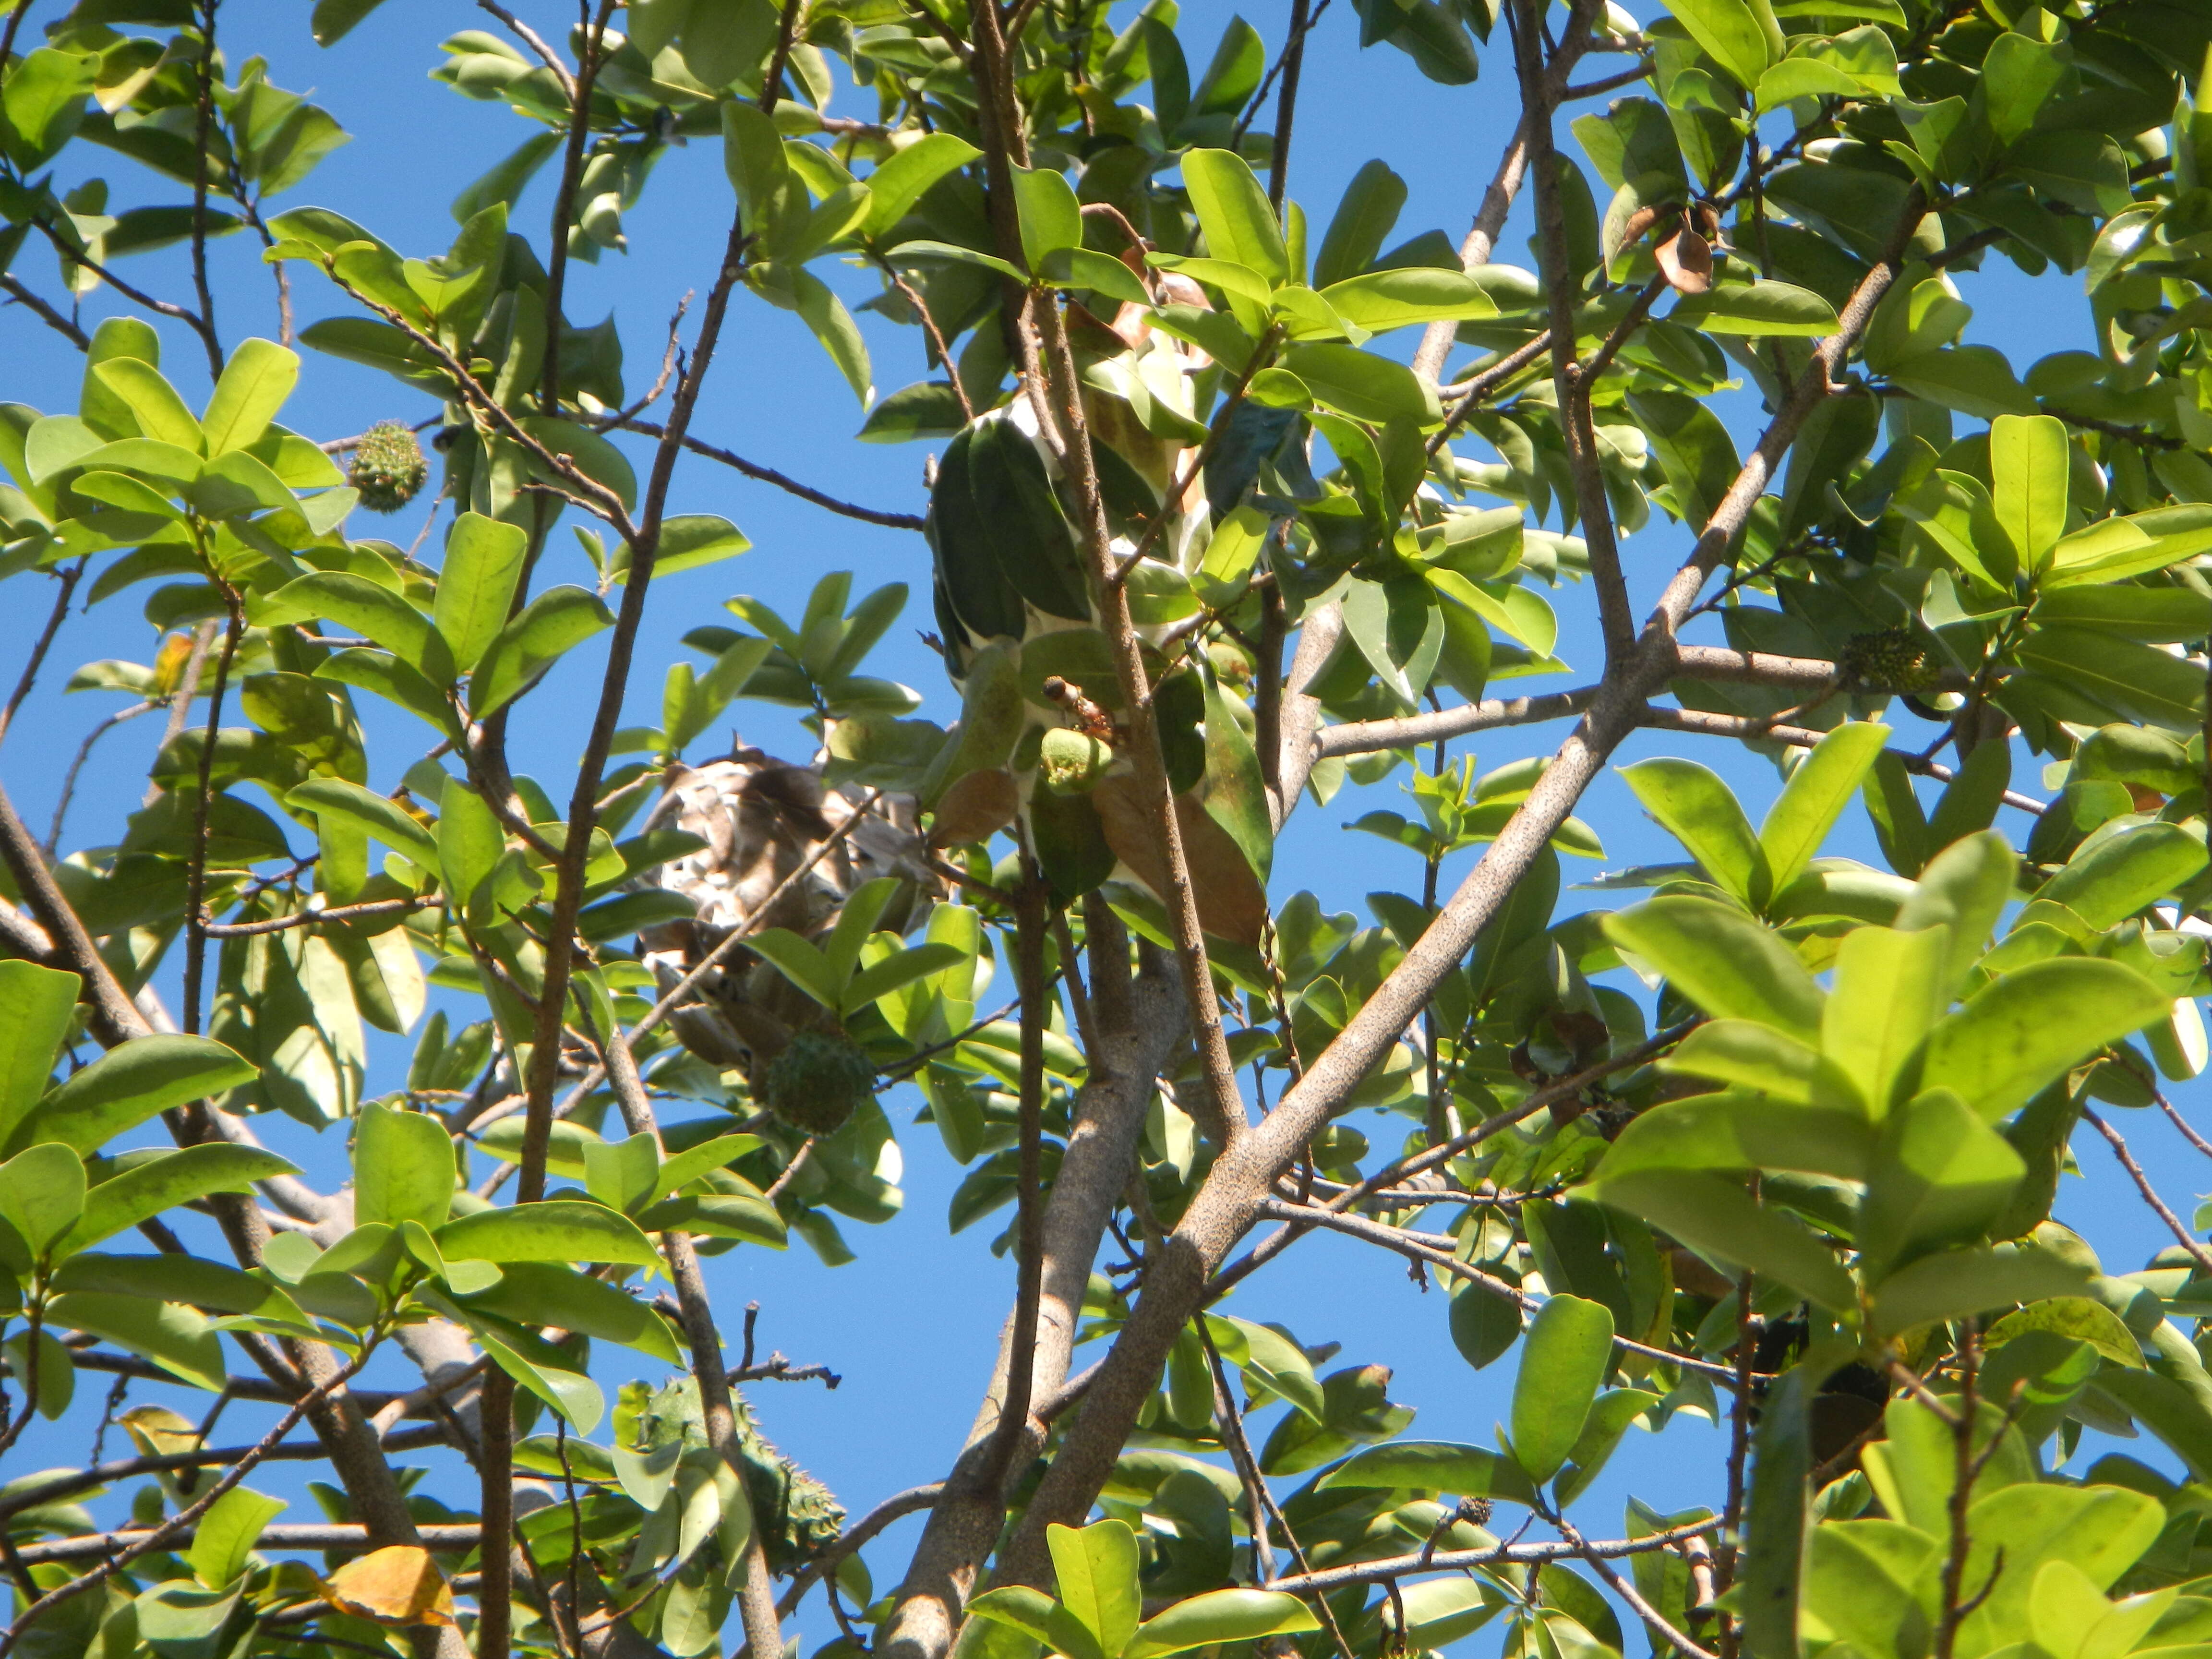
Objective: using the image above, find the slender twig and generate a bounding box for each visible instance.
[180,593,244,1037]
[1266,0,1314,212]
[611,419,926,529]
[0,274,90,349]
[0,560,84,751]
[200,896,432,937]
[187,0,224,379]
[2084,1106,2212,1276]
[1544,1505,1717,1659]
[1262,1518,1723,1595]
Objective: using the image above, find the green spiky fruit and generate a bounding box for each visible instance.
[734,1397,845,1575]
[349,421,428,513]
[1840,626,1937,692]
[761,1032,873,1135]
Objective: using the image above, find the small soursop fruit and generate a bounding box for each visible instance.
[735,1396,844,1575]
[1839,626,1938,692]
[761,1032,874,1135]
[1039,725,1112,795]
[349,421,428,514]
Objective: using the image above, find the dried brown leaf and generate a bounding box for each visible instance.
[1093,776,1267,946]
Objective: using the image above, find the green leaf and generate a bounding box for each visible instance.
[1617,758,1767,907]
[1128,1592,1321,1659]
[1660,1020,1824,1103]
[12,1036,257,1156]
[861,133,980,241]
[351,1101,454,1230]
[1739,1354,1832,1659]
[1669,279,1839,336]
[1985,1297,2143,1370]
[968,1587,1107,1659]
[264,573,454,684]
[435,1198,660,1268]
[1658,0,1781,87]
[1313,160,1407,289]
[1820,926,1946,1116]
[583,1133,659,1216]
[433,512,528,673]
[1869,1243,2090,1336]
[0,1143,85,1258]
[187,1487,286,1588]
[287,779,439,870]
[721,100,791,238]
[50,1251,298,1318]
[0,963,89,1149]
[1181,149,1290,287]
[786,268,874,406]
[649,1135,763,1205]
[455,1261,679,1361]
[1013,165,1082,269]
[841,942,967,1017]
[1595,1090,1875,1181]
[1317,1440,1539,1505]
[199,340,298,456]
[1625,391,1743,533]
[469,586,615,717]
[423,1286,604,1432]
[61,1147,300,1255]
[1760,722,1889,896]
[1318,268,1498,331]
[884,239,1028,285]
[746,929,840,1008]
[1919,958,2170,1122]
[48,1289,227,1390]
[1510,1294,1613,1483]
[1278,344,1440,425]
[1895,830,2017,1001]
[1048,1519,1142,1659]
[1990,413,2069,573]
[2038,823,2209,934]
[92,358,203,454]
[1858,1088,2024,1277]
[1592,1169,1857,1312]
[1601,898,1823,1043]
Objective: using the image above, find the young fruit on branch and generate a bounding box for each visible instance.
[1840,626,1939,692]
[761,1030,876,1136]
[349,421,429,513]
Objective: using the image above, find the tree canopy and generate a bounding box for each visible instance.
[5,1,2212,1659]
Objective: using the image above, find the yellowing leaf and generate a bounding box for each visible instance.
[320,1546,457,1627]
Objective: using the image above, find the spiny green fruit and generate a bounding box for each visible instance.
[761,1031,873,1136]
[1840,626,1938,692]
[735,1396,844,1575]
[349,421,428,514]
[1039,725,1112,795]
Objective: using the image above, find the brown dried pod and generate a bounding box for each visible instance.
[1655,224,1713,294]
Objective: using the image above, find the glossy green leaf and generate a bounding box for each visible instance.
[1595,1090,1875,1181]
[1048,1519,1142,1659]
[1990,413,2069,572]
[968,1586,1106,1659]
[1510,1294,1613,1483]
[1317,1440,1539,1505]
[1617,758,1767,907]
[1820,926,1946,1117]
[199,340,298,457]
[435,1197,660,1267]
[0,1142,84,1258]
[61,1146,301,1255]
[1593,1169,1856,1312]
[187,1487,286,1587]
[92,359,203,454]
[433,512,528,673]
[46,1290,226,1390]
[1601,898,1823,1043]
[1181,148,1289,287]
[286,779,439,870]
[0,963,90,1149]
[1760,723,1889,895]
[13,1035,257,1155]
[1128,1591,1320,1659]
[1920,958,2169,1122]
[469,585,615,717]
[351,1101,454,1230]
[265,573,454,684]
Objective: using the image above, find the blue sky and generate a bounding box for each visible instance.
[0,0,2192,1647]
